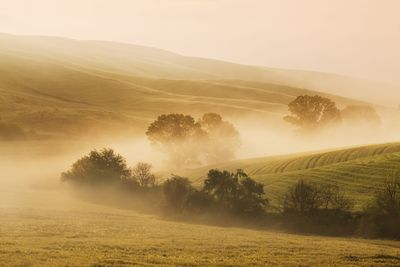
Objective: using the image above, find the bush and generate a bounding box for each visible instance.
[203,169,268,215]
[61,148,131,185]
[282,180,355,235]
[360,180,400,239]
[283,180,353,216]
[283,180,322,216]
[163,176,194,212]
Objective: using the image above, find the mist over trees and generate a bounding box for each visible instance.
[61,148,400,239]
[284,95,384,136]
[131,162,156,188]
[341,105,381,128]
[284,95,342,132]
[146,113,240,168]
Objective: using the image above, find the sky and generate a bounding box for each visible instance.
[1,0,400,83]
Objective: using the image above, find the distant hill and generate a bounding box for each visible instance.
[177,142,400,209]
[0,33,370,138]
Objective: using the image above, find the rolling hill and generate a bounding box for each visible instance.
[177,142,400,208]
[0,33,371,138]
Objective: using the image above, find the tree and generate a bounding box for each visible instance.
[199,113,241,164]
[131,162,156,188]
[146,114,207,168]
[61,148,131,185]
[163,176,194,211]
[283,180,322,216]
[284,95,341,132]
[236,175,269,214]
[203,169,240,210]
[203,169,268,214]
[146,113,241,168]
[283,180,353,216]
[361,180,400,238]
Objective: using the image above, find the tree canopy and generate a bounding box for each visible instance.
[284,95,341,132]
[203,169,268,214]
[146,113,240,168]
[61,148,131,185]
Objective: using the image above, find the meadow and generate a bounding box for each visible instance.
[1,33,400,266]
[1,195,400,267]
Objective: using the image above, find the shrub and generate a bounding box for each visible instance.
[360,180,400,239]
[282,180,355,235]
[283,180,353,216]
[203,169,268,215]
[163,176,194,212]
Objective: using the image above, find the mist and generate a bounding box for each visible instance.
[2,107,399,195]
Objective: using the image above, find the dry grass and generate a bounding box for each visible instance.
[0,193,399,267]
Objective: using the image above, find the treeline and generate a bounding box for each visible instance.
[62,148,400,239]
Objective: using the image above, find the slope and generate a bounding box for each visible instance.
[178,142,400,208]
[0,33,366,138]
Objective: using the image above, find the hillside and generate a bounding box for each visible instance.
[178,142,400,208]
[0,33,369,138]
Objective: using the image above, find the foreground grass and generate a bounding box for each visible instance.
[1,204,399,266]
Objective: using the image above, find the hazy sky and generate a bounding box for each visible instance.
[1,0,400,83]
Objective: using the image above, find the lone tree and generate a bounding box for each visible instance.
[284,95,341,132]
[146,113,240,168]
[131,162,156,188]
[146,114,206,167]
[61,148,131,185]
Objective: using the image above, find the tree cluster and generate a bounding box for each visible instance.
[163,169,268,216]
[61,149,400,239]
[62,148,156,189]
[284,95,381,133]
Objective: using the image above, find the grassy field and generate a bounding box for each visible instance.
[1,190,400,267]
[178,142,400,208]
[1,142,400,266]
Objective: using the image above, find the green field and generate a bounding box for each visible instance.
[178,142,400,208]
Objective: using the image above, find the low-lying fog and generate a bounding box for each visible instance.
[1,111,400,211]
